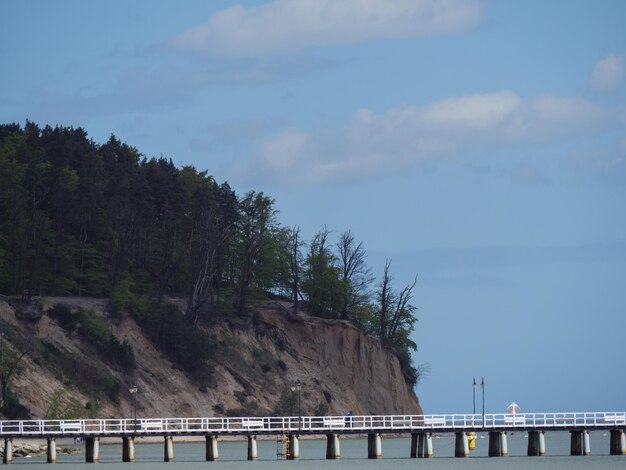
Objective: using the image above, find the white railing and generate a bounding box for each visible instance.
[0,412,624,436]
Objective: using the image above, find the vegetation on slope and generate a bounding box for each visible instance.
[0,122,424,419]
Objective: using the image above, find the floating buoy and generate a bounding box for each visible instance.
[468,432,476,450]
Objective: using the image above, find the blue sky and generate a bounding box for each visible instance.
[2,0,625,414]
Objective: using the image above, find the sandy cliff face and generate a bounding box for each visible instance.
[0,298,421,419]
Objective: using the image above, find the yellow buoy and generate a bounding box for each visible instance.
[468,432,476,450]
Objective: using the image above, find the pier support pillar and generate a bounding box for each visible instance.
[288,434,299,460]
[528,431,545,456]
[122,436,135,462]
[206,435,219,461]
[488,432,508,456]
[411,433,433,458]
[326,434,341,459]
[455,432,469,457]
[610,430,626,455]
[247,436,257,461]
[164,436,174,462]
[46,438,57,463]
[570,430,590,456]
[2,438,12,464]
[85,437,100,463]
[367,433,382,459]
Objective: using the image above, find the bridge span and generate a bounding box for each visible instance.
[1,412,625,463]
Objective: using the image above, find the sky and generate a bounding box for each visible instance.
[1,0,625,415]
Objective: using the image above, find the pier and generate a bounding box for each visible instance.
[0,412,624,463]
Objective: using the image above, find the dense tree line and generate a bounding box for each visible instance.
[0,122,421,385]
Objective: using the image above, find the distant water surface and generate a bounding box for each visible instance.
[9,432,625,468]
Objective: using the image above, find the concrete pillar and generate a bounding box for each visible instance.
[247,436,257,461]
[164,436,174,462]
[206,435,219,461]
[2,438,13,464]
[528,431,545,456]
[411,433,433,458]
[47,438,57,463]
[122,436,135,462]
[423,433,433,458]
[488,432,502,457]
[288,434,299,460]
[455,432,469,457]
[570,430,584,456]
[326,434,341,459]
[86,437,100,463]
[583,430,591,456]
[610,430,626,455]
[367,433,382,459]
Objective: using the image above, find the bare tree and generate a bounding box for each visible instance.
[337,230,373,320]
[288,226,305,314]
[186,181,237,325]
[376,259,418,345]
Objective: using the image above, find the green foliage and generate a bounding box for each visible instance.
[313,401,329,416]
[131,302,213,386]
[109,278,147,321]
[45,390,85,419]
[272,387,299,416]
[48,305,135,373]
[2,389,31,419]
[38,341,121,402]
[0,121,423,388]
[301,228,348,318]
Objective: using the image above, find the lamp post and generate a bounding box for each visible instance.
[290,381,302,431]
[472,378,477,415]
[129,386,138,433]
[480,377,485,427]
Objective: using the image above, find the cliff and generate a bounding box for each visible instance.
[0,297,421,419]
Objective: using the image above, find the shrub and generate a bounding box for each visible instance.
[131,302,213,386]
[48,304,78,331]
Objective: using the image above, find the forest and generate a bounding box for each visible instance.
[0,122,420,386]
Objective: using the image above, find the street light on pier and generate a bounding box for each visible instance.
[481,377,485,427]
[291,380,302,431]
[472,378,477,415]
[129,386,138,433]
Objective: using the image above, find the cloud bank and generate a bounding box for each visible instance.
[240,91,623,185]
[170,0,485,58]
[590,54,625,91]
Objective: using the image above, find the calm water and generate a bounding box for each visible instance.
[9,432,625,468]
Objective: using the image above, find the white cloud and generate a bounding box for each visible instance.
[236,91,621,186]
[590,54,625,91]
[170,0,485,58]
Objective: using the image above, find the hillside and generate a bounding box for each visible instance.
[0,297,422,420]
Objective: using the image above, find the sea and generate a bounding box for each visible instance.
[9,431,625,468]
